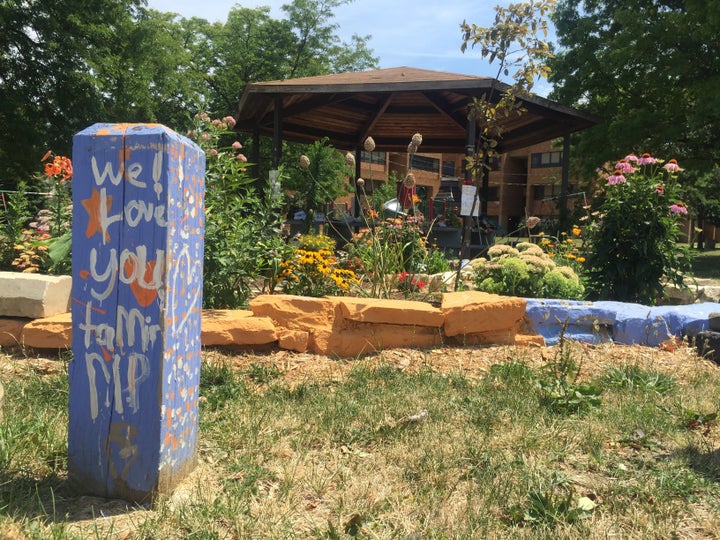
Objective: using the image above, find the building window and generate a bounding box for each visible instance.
[361,151,386,165]
[530,151,563,168]
[533,185,546,200]
[442,160,455,177]
[409,154,440,173]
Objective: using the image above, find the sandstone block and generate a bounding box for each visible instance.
[323,323,443,357]
[0,272,71,318]
[250,295,341,332]
[441,291,526,337]
[21,312,72,349]
[515,334,546,347]
[335,297,444,327]
[277,329,310,353]
[0,318,28,347]
[201,309,277,346]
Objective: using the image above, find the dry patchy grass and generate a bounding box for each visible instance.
[2,342,720,539]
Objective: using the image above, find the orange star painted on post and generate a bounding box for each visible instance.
[81,188,112,242]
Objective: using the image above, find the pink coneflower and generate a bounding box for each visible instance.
[655,183,664,194]
[624,153,639,163]
[607,170,627,185]
[236,153,247,162]
[669,202,688,215]
[614,159,636,174]
[232,141,242,150]
[637,152,657,165]
[663,158,682,172]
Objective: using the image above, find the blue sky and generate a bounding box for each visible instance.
[145,0,555,96]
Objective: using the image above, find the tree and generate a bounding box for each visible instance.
[458,0,557,278]
[0,0,136,185]
[283,138,353,233]
[0,0,376,188]
[186,0,377,120]
[549,0,720,223]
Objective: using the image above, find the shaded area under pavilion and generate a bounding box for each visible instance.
[234,66,598,226]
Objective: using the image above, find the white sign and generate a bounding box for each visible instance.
[460,184,481,217]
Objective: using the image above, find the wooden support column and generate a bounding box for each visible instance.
[251,127,261,179]
[272,96,283,169]
[69,123,205,504]
[559,133,571,232]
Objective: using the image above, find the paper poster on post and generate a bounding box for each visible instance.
[460,184,481,216]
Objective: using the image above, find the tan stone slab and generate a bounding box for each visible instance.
[323,322,443,357]
[0,318,29,347]
[334,296,444,327]
[21,312,72,349]
[441,291,526,337]
[515,334,545,347]
[277,329,310,353]
[201,309,277,346]
[0,272,71,318]
[250,294,342,332]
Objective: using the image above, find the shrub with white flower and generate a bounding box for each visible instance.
[473,241,583,299]
[580,153,692,304]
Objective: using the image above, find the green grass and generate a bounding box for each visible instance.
[2,344,720,538]
[690,248,720,280]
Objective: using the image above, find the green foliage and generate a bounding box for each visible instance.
[601,365,677,395]
[537,337,603,415]
[550,0,720,217]
[0,182,34,270]
[424,244,451,274]
[460,0,557,219]
[343,216,430,298]
[244,363,282,384]
[189,114,291,308]
[0,154,73,275]
[277,234,359,297]
[472,241,584,299]
[507,488,595,526]
[283,139,353,234]
[0,0,377,186]
[580,154,692,304]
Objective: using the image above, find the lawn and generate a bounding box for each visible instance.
[691,248,720,280]
[2,341,720,538]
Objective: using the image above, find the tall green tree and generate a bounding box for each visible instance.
[0,0,376,187]
[0,0,139,185]
[549,0,720,176]
[197,0,377,119]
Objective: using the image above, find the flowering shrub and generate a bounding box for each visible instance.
[537,230,586,273]
[396,270,425,297]
[580,153,691,304]
[7,152,73,274]
[188,113,291,308]
[277,234,359,296]
[471,242,584,299]
[343,214,429,298]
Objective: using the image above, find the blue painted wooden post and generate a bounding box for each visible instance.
[69,124,205,503]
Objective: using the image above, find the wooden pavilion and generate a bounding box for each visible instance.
[234,66,598,222]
